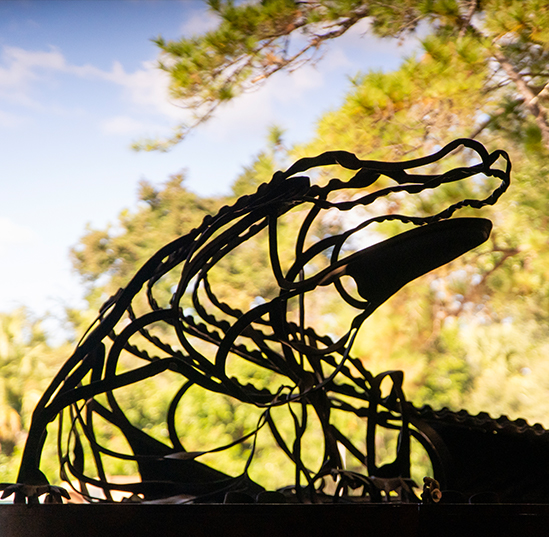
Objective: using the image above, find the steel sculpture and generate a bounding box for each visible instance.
[7,139,514,504]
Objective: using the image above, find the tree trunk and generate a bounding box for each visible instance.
[493,46,549,150]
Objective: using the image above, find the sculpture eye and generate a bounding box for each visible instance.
[344,218,492,304]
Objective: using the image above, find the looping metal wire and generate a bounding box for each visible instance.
[16,139,510,503]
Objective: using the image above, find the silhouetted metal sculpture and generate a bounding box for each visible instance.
[7,139,520,504]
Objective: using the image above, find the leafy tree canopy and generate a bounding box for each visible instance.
[135,0,549,151]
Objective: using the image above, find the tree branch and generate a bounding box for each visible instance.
[458,0,478,38]
[492,45,549,150]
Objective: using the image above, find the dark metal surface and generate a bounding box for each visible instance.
[3,503,549,537]
[415,405,549,502]
[9,139,514,504]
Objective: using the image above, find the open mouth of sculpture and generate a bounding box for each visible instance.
[320,216,493,308]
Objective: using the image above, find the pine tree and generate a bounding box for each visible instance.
[137,0,549,152]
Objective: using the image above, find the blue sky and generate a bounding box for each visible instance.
[0,0,418,338]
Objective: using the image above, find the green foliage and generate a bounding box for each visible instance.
[71,173,219,310]
[0,309,71,481]
[138,0,549,151]
[300,51,488,161]
[232,124,287,197]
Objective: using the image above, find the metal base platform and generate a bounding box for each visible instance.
[1,503,549,537]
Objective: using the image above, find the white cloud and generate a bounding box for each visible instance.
[0,217,36,245]
[8,45,66,70]
[101,115,146,135]
[105,60,186,120]
[197,59,329,142]
[0,46,63,108]
[0,109,31,128]
[100,115,169,137]
[279,64,324,94]
[324,17,421,73]
[321,46,354,72]
[201,90,274,141]
[0,44,185,121]
[179,8,220,37]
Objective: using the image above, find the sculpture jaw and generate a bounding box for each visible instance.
[340,217,492,307]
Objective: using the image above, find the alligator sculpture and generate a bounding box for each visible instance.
[6,138,535,505]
